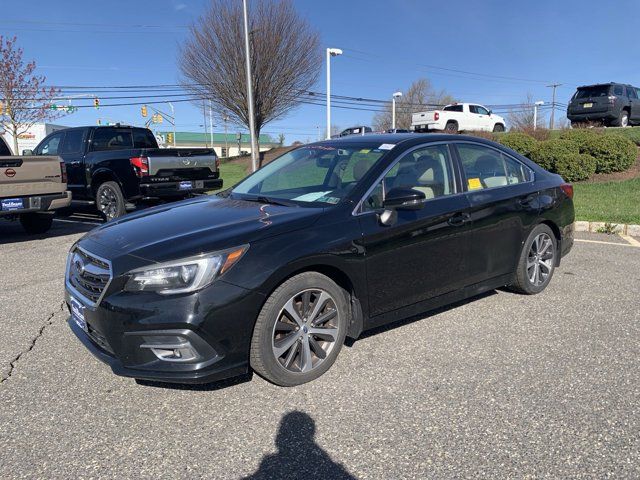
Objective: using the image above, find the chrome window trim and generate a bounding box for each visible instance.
[352,141,458,216]
[65,245,113,309]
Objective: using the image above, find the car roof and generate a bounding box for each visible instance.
[309,133,488,146]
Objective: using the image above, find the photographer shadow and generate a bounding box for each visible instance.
[243,410,355,480]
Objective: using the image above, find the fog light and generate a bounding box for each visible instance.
[141,336,199,362]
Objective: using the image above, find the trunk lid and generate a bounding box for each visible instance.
[0,155,65,197]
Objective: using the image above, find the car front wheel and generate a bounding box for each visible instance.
[509,224,557,294]
[250,272,349,386]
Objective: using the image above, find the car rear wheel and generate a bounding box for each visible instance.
[96,181,126,221]
[19,212,53,234]
[509,224,557,294]
[612,110,629,128]
[250,272,349,386]
[445,121,459,134]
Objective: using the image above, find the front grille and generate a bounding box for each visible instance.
[66,247,112,306]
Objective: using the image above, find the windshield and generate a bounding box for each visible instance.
[574,85,611,99]
[231,144,388,206]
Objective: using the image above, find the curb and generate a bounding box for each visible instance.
[575,221,640,236]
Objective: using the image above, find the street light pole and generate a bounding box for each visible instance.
[326,47,342,139]
[392,91,403,130]
[208,100,214,151]
[242,0,259,172]
[533,101,544,130]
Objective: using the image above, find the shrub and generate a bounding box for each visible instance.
[605,127,640,146]
[581,134,637,173]
[530,139,579,171]
[558,128,603,149]
[497,132,538,157]
[554,153,597,182]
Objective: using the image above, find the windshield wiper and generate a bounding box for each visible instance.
[243,195,296,207]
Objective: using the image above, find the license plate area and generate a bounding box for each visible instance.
[179,181,193,190]
[1,198,24,211]
[583,103,593,108]
[70,297,87,332]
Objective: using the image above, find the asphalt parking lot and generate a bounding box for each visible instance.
[0,217,638,478]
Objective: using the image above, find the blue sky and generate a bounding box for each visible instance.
[3,0,640,143]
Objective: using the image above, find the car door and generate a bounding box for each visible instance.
[58,128,89,198]
[471,105,492,131]
[356,143,474,318]
[625,87,640,123]
[453,141,540,284]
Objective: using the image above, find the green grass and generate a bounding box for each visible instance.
[573,177,640,224]
[218,162,248,189]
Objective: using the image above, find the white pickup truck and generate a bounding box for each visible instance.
[411,103,506,134]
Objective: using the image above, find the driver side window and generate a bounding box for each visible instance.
[36,132,65,156]
[363,144,456,210]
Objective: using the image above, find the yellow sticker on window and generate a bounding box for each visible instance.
[359,149,371,153]
[468,178,483,190]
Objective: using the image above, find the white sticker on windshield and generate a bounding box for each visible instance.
[378,143,396,150]
[292,191,332,202]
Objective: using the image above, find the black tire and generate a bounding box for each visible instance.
[96,181,126,221]
[250,272,349,386]
[19,212,54,234]
[509,224,557,295]
[444,121,459,134]
[612,110,629,128]
[493,123,505,132]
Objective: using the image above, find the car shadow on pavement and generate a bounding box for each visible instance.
[0,218,97,245]
[242,411,356,480]
[345,290,497,347]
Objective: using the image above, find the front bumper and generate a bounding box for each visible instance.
[65,279,265,384]
[0,191,71,217]
[139,178,223,198]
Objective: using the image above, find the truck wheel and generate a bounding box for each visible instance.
[445,121,458,134]
[20,212,54,234]
[612,110,629,127]
[493,123,505,132]
[96,181,126,221]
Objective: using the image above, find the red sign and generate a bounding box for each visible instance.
[5,168,16,177]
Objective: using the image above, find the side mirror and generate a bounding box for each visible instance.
[22,149,33,156]
[383,187,426,211]
[488,110,493,116]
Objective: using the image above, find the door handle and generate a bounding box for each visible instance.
[448,213,471,227]
[518,195,536,207]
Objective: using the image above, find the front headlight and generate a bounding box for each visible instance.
[124,245,248,294]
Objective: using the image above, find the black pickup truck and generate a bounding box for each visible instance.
[29,125,222,220]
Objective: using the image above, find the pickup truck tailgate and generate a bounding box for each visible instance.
[412,111,438,123]
[146,154,217,176]
[0,156,65,197]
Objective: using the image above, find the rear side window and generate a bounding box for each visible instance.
[456,143,532,190]
[60,129,86,154]
[626,87,638,99]
[614,85,624,96]
[91,129,133,152]
[444,105,463,112]
[133,129,157,148]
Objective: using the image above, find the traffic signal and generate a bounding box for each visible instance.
[141,105,148,117]
[167,132,174,144]
[156,114,163,123]
[94,98,100,109]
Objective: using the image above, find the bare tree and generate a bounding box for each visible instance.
[180,0,321,166]
[0,36,62,154]
[508,93,544,131]
[372,79,457,131]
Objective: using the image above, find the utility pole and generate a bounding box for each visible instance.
[202,100,208,148]
[242,0,259,172]
[208,100,214,151]
[223,115,229,158]
[168,102,176,147]
[547,83,562,130]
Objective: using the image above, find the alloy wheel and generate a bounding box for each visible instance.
[99,186,118,220]
[272,289,340,374]
[527,233,554,286]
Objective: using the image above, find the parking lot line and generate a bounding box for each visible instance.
[619,234,640,247]
[575,238,639,248]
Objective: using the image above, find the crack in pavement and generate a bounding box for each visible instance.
[1,301,65,385]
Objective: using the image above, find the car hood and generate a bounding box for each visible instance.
[79,196,323,264]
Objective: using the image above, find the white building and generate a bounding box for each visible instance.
[1,123,67,155]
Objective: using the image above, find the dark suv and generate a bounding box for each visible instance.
[567,82,640,127]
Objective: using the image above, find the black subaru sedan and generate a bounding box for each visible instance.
[65,134,574,386]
